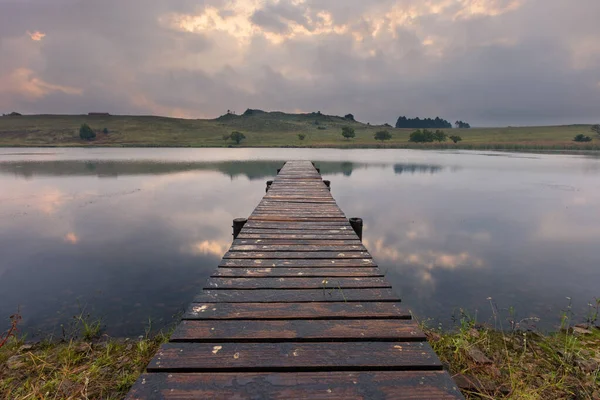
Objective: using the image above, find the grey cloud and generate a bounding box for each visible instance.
[0,0,599,125]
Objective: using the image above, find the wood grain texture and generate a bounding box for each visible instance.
[171,319,425,342]
[205,277,391,290]
[194,288,401,303]
[147,342,442,372]
[219,258,377,267]
[212,267,383,277]
[223,251,372,259]
[182,302,410,320]
[126,371,464,400]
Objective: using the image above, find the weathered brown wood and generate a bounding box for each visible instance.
[127,160,462,400]
[240,228,355,235]
[223,251,371,259]
[213,267,383,277]
[244,220,352,227]
[147,342,442,372]
[237,233,357,239]
[204,277,391,289]
[219,258,377,267]
[171,319,425,342]
[182,302,411,320]
[194,288,401,303]
[233,239,362,245]
[229,244,366,252]
[126,371,464,400]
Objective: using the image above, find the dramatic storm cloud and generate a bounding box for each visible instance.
[1,0,599,125]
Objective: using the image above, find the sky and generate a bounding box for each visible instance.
[0,0,599,126]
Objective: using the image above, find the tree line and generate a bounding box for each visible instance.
[395,116,472,129]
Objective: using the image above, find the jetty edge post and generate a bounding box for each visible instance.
[266,180,273,192]
[232,218,247,240]
[323,180,331,191]
[349,217,363,241]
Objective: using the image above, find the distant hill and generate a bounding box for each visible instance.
[0,111,597,150]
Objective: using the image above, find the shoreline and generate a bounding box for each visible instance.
[2,317,598,399]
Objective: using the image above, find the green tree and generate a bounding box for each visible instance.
[374,130,392,141]
[102,128,109,134]
[341,127,355,140]
[449,135,462,143]
[298,134,306,141]
[344,114,355,121]
[230,131,246,144]
[591,124,600,135]
[409,129,435,143]
[433,130,447,142]
[79,124,96,141]
[573,134,592,142]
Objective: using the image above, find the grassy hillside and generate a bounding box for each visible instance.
[0,111,598,150]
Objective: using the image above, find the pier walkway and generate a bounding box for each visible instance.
[126,161,463,399]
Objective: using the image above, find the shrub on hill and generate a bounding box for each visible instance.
[341,127,355,140]
[573,134,592,142]
[374,131,392,141]
[79,124,96,141]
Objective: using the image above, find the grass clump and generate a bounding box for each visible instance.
[423,298,600,399]
[0,311,171,399]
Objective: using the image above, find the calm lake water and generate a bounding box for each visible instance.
[1,148,599,337]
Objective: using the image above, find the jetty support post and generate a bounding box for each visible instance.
[323,180,331,191]
[232,218,247,240]
[349,217,363,241]
[266,180,273,192]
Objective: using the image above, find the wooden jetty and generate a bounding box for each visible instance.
[127,161,463,399]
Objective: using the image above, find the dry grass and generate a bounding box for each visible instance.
[0,113,598,150]
[424,301,600,399]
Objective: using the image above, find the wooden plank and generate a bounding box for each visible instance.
[205,277,391,289]
[237,233,357,239]
[229,244,366,252]
[248,217,349,222]
[146,342,442,372]
[126,371,464,400]
[240,229,356,235]
[219,259,377,267]
[244,220,351,225]
[223,251,371,259]
[212,268,383,277]
[171,319,425,342]
[194,288,400,303]
[183,302,411,320]
[234,240,362,245]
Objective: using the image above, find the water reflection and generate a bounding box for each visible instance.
[1,149,599,336]
[0,160,444,180]
[394,164,444,174]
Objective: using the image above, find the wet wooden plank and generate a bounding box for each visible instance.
[229,244,367,252]
[248,217,349,222]
[182,302,411,320]
[126,371,464,400]
[212,268,383,277]
[223,251,371,259]
[237,233,357,239]
[194,288,400,303]
[244,221,352,227]
[146,342,441,372]
[171,319,425,342]
[219,259,377,267]
[204,277,392,289]
[234,240,362,245]
[240,229,355,235]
